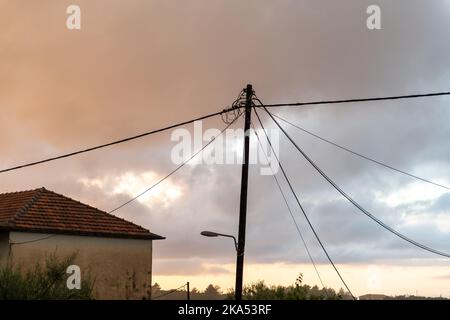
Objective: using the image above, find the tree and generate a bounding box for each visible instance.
[151,283,162,298]
[226,273,346,300]
[203,284,222,300]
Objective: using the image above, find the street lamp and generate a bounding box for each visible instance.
[201,230,240,299]
[200,231,238,252]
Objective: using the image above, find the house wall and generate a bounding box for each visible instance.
[0,232,10,268]
[8,231,153,300]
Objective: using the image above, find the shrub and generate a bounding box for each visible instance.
[0,253,93,300]
[226,274,351,300]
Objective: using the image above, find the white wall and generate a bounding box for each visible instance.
[9,231,153,300]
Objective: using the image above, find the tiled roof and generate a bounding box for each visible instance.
[0,188,164,240]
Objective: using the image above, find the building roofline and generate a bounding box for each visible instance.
[0,225,165,240]
[0,187,165,241]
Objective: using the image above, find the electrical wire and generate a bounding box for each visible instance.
[7,110,243,245]
[262,91,450,108]
[10,234,57,245]
[269,112,450,191]
[260,105,450,259]
[222,89,245,124]
[0,107,242,175]
[108,112,242,214]
[250,120,327,293]
[3,90,449,174]
[253,107,356,300]
[152,283,187,300]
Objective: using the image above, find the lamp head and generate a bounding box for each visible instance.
[201,231,219,237]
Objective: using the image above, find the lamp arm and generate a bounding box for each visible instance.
[217,233,238,252]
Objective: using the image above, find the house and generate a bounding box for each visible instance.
[0,187,164,299]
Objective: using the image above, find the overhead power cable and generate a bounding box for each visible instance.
[262,91,450,108]
[108,112,242,214]
[3,90,449,174]
[152,283,187,300]
[250,120,327,293]
[270,112,450,191]
[0,107,241,174]
[260,105,450,259]
[253,107,355,300]
[10,234,57,245]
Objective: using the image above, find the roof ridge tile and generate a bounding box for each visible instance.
[8,187,46,226]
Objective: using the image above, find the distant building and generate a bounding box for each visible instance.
[359,294,390,300]
[0,187,164,299]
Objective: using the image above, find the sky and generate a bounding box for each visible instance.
[1,0,450,297]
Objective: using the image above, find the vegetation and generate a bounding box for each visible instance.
[0,253,93,300]
[152,274,353,300]
[152,283,225,300]
[227,274,352,300]
[384,295,449,300]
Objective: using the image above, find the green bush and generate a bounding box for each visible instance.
[226,274,352,300]
[0,253,93,300]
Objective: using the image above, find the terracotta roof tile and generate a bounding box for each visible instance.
[0,188,164,240]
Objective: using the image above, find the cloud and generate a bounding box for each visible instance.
[153,259,231,276]
[79,170,183,208]
[1,1,450,295]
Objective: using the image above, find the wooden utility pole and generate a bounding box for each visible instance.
[187,282,190,300]
[235,84,252,300]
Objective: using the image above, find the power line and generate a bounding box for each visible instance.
[3,90,449,174]
[8,112,238,243]
[152,283,187,300]
[10,234,57,245]
[253,107,356,300]
[250,120,327,293]
[0,107,241,175]
[262,91,450,108]
[269,112,450,191]
[108,112,242,214]
[261,105,450,259]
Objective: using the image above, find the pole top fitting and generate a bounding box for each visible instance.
[244,84,254,95]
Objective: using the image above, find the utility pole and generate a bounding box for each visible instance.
[235,84,253,300]
[187,282,190,300]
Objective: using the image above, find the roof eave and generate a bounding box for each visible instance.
[0,225,165,241]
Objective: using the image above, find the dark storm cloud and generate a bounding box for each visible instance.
[1,0,450,274]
